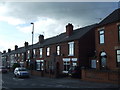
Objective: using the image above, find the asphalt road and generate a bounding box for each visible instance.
[1,72,119,89]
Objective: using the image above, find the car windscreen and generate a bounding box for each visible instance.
[19,69,27,71]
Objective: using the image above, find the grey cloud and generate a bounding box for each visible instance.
[2,2,118,26]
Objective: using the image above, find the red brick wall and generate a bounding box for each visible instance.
[82,69,120,84]
[95,22,120,70]
[79,28,95,67]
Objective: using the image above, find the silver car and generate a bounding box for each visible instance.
[14,67,30,78]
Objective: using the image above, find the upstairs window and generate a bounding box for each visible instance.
[99,30,105,44]
[27,50,30,59]
[57,45,60,56]
[39,48,43,58]
[68,42,74,56]
[33,49,36,58]
[18,54,20,60]
[118,26,120,41]
[22,53,24,61]
[117,50,120,67]
[47,47,50,56]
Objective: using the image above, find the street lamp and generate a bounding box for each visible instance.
[30,22,34,72]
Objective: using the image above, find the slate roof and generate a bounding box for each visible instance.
[31,24,97,49]
[5,23,97,55]
[98,8,120,27]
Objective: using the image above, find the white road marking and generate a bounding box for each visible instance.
[13,78,24,81]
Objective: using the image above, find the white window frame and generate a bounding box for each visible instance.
[68,41,74,56]
[57,45,60,56]
[63,58,70,73]
[99,30,105,44]
[71,58,77,66]
[117,50,120,67]
[22,53,24,61]
[39,48,43,58]
[36,60,44,71]
[27,50,30,59]
[33,49,36,58]
[18,54,20,57]
[47,47,50,56]
[20,62,24,67]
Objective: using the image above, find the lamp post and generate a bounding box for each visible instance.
[30,22,34,73]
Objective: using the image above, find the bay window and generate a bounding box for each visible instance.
[36,60,44,71]
[63,58,70,73]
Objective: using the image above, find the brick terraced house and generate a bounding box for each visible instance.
[82,8,120,84]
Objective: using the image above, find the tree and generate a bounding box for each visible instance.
[12,63,20,71]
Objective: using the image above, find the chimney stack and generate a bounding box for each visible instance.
[3,50,6,54]
[66,23,73,36]
[8,49,11,53]
[24,42,29,48]
[15,45,18,50]
[39,35,44,43]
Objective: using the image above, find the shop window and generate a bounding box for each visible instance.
[36,60,44,71]
[63,58,70,73]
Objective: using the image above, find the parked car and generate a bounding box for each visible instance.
[14,67,30,78]
[0,66,8,73]
[68,66,81,78]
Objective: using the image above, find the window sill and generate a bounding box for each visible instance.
[62,71,68,73]
[68,55,74,56]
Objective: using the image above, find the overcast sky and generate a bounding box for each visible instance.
[0,2,119,52]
